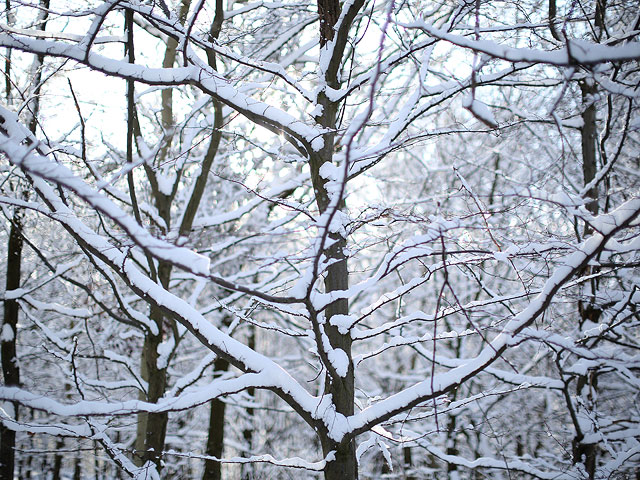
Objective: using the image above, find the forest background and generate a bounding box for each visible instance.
[0,0,639,479]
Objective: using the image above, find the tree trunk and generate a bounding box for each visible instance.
[446,414,459,479]
[137,327,169,467]
[1,1,48,476]
[312,0,364,477]
[311,97,357,480]
[403,446,415,480]
[580,81,599,219]
[135,306,169,469]
[322,440,357,480]
[126,8,170,469]
[0,204,23,480]
[571,79,600,480]
[318,235,356,480]
[202,357,230,480]
[19,419,33,480]
[52,438,63,480]
[135,260,172,469]
[241,325,256,480]
[73,455,82,480]
[130,3,192,469]
[93,442,100,480]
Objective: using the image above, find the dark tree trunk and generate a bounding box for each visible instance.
[135,301,170,469]
[93,442,100,480]
[446,414,459,479]
[138,328,169,468]
[312,1,365,478]
[241,325,256,480]
[403,446,415,480]
[1,1,48,476]
[318,0,340,45]
[135,258,172,469]
[318,235,357,480]
[25,0,49,134]
[73,455,82,480]
[19,420,33,480]
[0,205,23,480]
[202,357,230,480]
[52,438,63,480]
[580,81,599,219]
[130,2,195,470]
[311,99,358,480]
[125,8,170,470]
[571,79,601,480]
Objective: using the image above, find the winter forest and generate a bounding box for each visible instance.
[0,0,638,479]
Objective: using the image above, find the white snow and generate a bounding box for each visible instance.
[462,94,498,128]
[0,324,14,342]
[329,314,355,335]
[327,348,350,377]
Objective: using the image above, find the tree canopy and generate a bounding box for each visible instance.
[0,0,639,479]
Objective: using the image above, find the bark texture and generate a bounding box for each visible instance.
[0,206,23,480]
[571,79,601,480]
[313,1,365,478]
[202,357,230,480]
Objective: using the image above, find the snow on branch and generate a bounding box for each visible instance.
[407,21,640,66]
[0,32,325,152]
[341,198,640,441]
